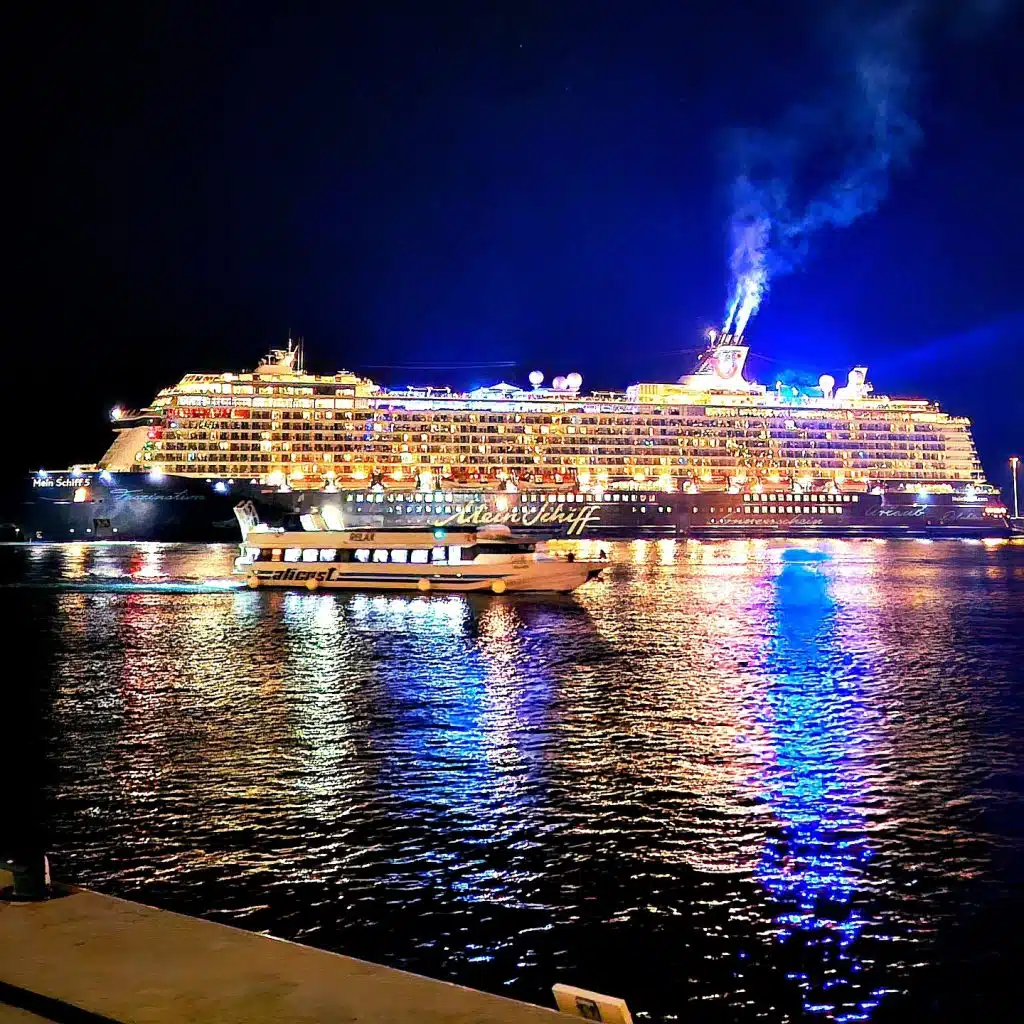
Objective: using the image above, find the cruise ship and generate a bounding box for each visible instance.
[15,332,1011,541]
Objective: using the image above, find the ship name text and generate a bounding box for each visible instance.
[33,476,90,488]
[439,501,601,536]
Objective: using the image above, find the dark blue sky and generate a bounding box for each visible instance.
[14,0,1023,489]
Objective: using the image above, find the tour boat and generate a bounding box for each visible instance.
[233,504,605,593]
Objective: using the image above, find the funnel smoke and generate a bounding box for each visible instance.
[722,0,1014,336]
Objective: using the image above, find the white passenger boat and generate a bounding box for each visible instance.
[233,503,605,593]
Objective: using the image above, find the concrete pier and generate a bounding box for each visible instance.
[0,869,561,1022]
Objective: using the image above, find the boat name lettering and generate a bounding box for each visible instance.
[348,531,376,542]
[439,501,601,536]
[33,476,89,488]
[256,567,339,582]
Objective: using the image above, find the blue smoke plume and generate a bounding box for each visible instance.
[722,0,1015,337]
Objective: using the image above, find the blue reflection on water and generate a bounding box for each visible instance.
[362,598,558,921]
[758,551,882,1021]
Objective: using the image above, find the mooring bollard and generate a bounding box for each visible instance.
[5,853,52,901]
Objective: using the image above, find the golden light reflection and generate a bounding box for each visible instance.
[16,536,1024,1015]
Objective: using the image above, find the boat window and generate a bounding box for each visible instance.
[354,549,370,562]
[448,544,461,562]
[302,548,318,562]
[319,549,337,562]
[284,548,302,562]
[431,546,446,563]
[390,549,409,563]
[372,549,388,563]
[271,548,282,561]
[410,549,429,564]
[460,545,478,561]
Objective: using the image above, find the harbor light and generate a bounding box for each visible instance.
[214,481,228,494]
[1011,456,1020,518]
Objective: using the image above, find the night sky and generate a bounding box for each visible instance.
[13,1,1024,492]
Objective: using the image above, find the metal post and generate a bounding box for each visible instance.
[3,853,52,901]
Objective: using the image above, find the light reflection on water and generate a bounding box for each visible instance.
[2,539,1023,1022]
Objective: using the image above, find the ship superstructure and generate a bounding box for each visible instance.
[97,334,989,499]
[18,333,1008,542]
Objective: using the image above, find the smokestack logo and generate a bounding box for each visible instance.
[715,349,742,379]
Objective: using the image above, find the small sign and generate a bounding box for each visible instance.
[552,984,632,1024]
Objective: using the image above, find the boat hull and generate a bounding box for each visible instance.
[12,472,1012,541]
[247,560,604,593]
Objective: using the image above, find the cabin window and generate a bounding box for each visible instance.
[372,549,388,563]
[271,548,282,561]
[284,548,301,562]
[319,549,337,562]
[431,546,446,563]
[302,548,318,563]
[410,549,429,564]
[390,549,409,563]
[448,545,462,562]
[354,549,371,562]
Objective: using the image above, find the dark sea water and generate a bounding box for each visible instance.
[3,538,1023,1022]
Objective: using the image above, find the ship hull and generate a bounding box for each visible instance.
[15,472,252,543]
[12,473,1011,542]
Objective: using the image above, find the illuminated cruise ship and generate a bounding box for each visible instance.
[18,333,1010,540]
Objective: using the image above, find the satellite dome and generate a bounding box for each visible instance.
[818,374,835,397]
[565,372,583,391]
[528,370,544,387]
[552,375,568,391]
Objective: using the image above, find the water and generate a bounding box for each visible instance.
[3,538,1023,1022]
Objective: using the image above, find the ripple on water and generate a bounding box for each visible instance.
[2,538,1023,1022]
